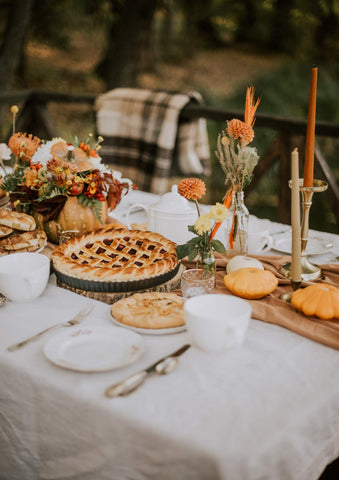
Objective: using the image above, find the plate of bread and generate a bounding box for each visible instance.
[0,208,47,255]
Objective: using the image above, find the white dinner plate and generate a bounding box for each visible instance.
[272,232,334,256]
[43,326,145,372]
[108,308,186,335]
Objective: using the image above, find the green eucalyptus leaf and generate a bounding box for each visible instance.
[188,245,199,262]
[210,239,226,253]
[176,243,190,259]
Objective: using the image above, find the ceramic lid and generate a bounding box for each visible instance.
[151,185,194,213]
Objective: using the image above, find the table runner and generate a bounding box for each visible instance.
[182,254,339,350]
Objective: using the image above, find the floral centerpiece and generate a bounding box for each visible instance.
[215,86,261,254]
[0,111,131,243]
[176,178,228,275]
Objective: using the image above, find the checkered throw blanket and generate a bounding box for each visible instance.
[95,88,211,194]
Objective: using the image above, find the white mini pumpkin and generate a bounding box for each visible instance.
[226,255,264,274]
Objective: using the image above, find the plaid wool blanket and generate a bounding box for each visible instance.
[95,88,211,194]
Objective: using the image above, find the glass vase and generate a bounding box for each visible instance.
[225,191,249,256]
[196,247,216,278]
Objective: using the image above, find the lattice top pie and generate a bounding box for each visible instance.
[51,225,179,284]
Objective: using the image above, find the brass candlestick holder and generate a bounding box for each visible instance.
[280,178,328,282]
[280,279,302,303]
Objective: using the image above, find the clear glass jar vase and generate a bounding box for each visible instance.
[196,247,216,278]
[225,191,249,256]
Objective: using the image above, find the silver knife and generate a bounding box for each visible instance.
[7,303,94,352]
[105,344,191,398]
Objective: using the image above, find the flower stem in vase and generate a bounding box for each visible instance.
[225,191,249,257]
[196,248,216,282]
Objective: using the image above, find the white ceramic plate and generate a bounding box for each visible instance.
[108,308,186,335]
[43,326,145,372]
[272,232,334,256]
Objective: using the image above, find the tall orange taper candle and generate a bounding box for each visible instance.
[303,67,318,187]
[291,148,301,282]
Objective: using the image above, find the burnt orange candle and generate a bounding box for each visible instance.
[303,67,318,187]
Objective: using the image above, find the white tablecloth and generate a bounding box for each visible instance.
[1,190,338,480]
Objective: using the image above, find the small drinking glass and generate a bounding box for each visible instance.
[59,230,80,244]
[181,269,215,299]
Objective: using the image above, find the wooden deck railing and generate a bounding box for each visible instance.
[0,90,338,226]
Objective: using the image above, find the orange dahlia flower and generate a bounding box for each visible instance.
[226,119,254,146]
[8,132,41,162]
[178,178,206,201]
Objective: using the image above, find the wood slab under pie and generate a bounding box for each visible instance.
[56,263,184,304]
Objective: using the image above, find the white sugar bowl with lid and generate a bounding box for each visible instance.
[126,185,198,244]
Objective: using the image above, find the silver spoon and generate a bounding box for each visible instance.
[105,356,179,398]
[105,344,190,398]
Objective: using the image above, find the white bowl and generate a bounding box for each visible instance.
[184,294,252,353]
[0,253,50,302]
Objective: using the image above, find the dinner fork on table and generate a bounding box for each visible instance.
[7,303,94,352]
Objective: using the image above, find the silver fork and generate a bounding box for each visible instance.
[7,303,94,352]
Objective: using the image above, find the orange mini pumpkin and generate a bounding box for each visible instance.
[291,283,339,320]
[224,267,278,299]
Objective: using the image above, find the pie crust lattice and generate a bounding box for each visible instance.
[51,226,180,292]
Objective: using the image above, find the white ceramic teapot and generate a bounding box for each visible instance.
[126,185,198,244]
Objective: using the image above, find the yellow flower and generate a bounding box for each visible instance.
[209,203,228,222]
[194,212,212,236]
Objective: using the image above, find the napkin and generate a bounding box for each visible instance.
[182,254,339,351]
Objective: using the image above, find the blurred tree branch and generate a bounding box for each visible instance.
[0,0,34,91]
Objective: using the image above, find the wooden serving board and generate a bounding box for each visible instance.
[56,264,185,304]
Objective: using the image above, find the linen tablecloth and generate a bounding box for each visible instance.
[1,283,339,480]
[1,189,339,480]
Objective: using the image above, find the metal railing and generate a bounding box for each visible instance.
[0,89,338,226]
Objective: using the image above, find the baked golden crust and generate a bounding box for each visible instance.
[0,209,36,231]
[51,226,179,283]
[111,292,185,329]
[0,229,47,250]
[0,225,13,238]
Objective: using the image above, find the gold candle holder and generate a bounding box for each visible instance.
[280,178,328,282]
[280,280,302,303]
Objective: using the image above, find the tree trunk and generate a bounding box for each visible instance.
[314,0,338,61]
[0,0,34,91]
[98,0,158,89]
[235,0,259,44]
[270,0,294,52]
